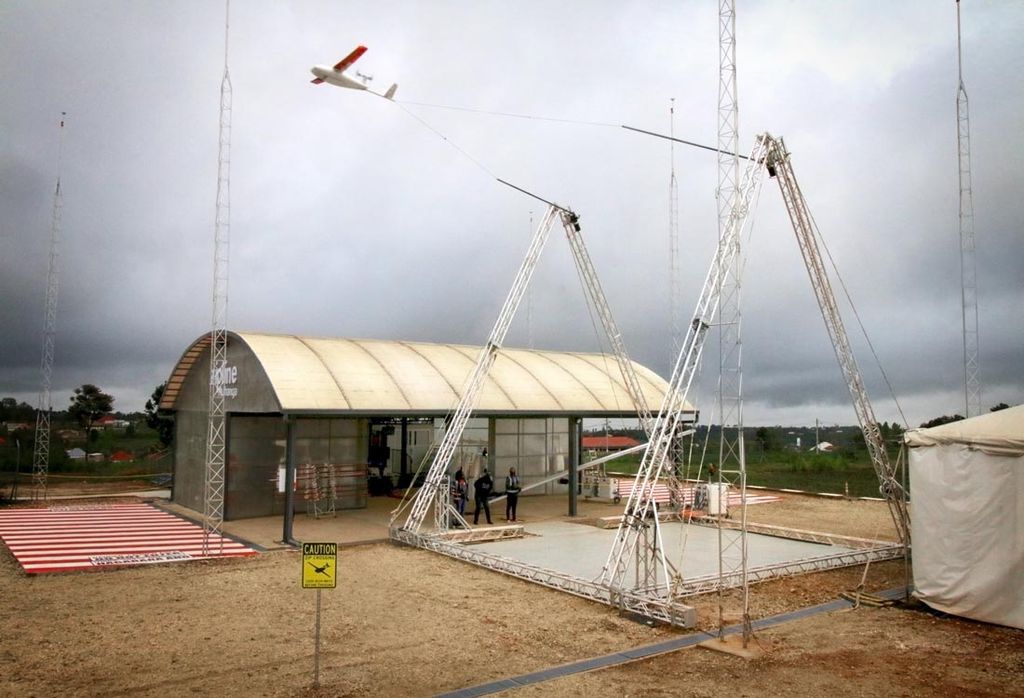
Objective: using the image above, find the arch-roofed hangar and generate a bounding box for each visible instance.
[160,331,689,523]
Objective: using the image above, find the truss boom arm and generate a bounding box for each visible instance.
[599,135,771,593]
[560,211,654,434]
[401,206,560,533]
[763,136,910,544]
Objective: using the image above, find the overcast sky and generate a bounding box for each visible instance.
[1,1,1021,427]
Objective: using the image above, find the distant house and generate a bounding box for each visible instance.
[66,447,87,460]
[110,450,134,463]
[86,452,104,462]
[809,441,836,453]
[94,415,130,430]
[582,435,641,452]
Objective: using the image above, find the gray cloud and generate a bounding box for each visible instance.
[1,0,1021,427]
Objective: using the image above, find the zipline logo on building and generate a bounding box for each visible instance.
[302,542,337,589]
[211,363,239,399]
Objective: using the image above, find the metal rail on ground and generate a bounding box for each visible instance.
[438,586,911,698]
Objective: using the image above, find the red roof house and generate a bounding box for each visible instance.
[581,435,641,451]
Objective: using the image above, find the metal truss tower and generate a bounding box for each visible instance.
[393,135,907,627]
[400,205,559,535]
[204,0,232,553]
[715,0,752,644]
[600,136,770,614]
[956,0,981,417]
[31,114,67,502]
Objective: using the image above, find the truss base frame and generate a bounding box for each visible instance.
[391,520,903,629]
[390,526,698,627]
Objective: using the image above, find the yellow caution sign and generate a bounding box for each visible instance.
[302,542,337,589]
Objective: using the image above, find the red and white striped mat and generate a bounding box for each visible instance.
[0,503,258,574]
[609,478,780,507]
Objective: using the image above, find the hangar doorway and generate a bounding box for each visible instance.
[367,418,436,493]
[226,416,368,519]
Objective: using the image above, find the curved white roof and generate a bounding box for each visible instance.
[162,331,686,417]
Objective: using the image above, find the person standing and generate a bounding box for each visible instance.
[453,471,468,516]
[473,469,493,525]
[505,467,521,522]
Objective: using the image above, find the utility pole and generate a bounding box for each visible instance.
[31,113,66,502]
[956,0,981,417]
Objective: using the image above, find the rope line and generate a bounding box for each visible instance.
[396,99,619,128]
[806,207,910,429]
[392,101,500,180]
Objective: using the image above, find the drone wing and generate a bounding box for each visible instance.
[333,45,368,72]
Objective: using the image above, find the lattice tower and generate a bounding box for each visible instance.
[31,114,67,502]
[956,0,981,417]
[669,98,681,365]
[204,0,232,554]
[714,0,752,644]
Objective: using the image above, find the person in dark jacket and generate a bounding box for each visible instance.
[473,469,494,525]
[505,466,522,522]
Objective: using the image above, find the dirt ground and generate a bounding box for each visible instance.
[1,486,1022,697]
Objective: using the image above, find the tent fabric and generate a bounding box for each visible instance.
[904,405,1024,457]
[906,406,1024,629]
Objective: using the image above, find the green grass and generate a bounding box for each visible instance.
[0,423,170,478]
[595,448,896,498]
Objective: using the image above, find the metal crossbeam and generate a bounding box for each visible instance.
[688,516,898,549]
[435,525,524,544]
[667,543,904,597]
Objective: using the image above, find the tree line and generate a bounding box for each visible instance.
[1,383,173,447]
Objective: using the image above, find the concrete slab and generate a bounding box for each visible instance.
[161,495,402,550]
[162,493,633,550]
[471,519,859,581]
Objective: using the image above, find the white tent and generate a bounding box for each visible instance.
[904,405,1024,629]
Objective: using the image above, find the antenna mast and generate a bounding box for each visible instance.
[715,0,752,646]
[527,211,534,349]
[956,0,981,417]
[669,98,681,365]
[31,113,67,502]
[204,0,232,553]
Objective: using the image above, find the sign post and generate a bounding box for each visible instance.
[302,542,337,688]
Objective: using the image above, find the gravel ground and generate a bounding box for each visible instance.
[0,489,1021,697]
